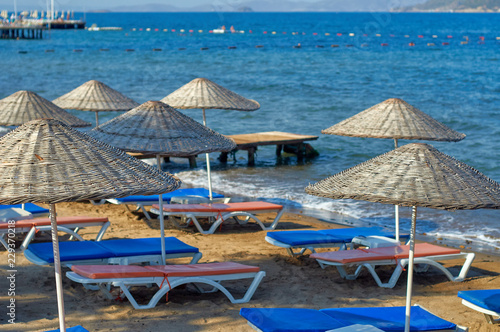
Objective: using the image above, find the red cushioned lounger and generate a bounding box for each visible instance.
[150,201,284,234]
[310,243,475,288]
[0,216,110,250]
[67,262,266,309]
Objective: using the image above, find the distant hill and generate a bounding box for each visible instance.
[103,0,426,12]
[393,0,500,12]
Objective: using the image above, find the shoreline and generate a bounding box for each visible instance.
[1,200,499,331]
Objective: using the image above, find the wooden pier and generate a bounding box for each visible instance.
[0,26,45,39]
[221,131,319,166]
[128,132,319,167]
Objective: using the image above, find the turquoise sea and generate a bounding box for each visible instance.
[1,12,499,253]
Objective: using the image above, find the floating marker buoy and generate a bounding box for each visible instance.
[361,44,368,47]
[255,45,264,48]
[363,34,368,37]
[189,29,193,33]
[171,29,176,32]
[479,36,485,41]
[152,48,162,51]
[331,44,339,48]
[337,33,342,36]
[209,30,213,33]
[200,47,209,50]
[427,43,435,46]
[409,42,415,46]
[132,28,136,31]
[178,47,186,50]
[73,49,83,52]
[154,28,159,31]
[345,44,353,47]
[180,29,185,32]
[442,42,449,45]
[139,28,143,31]
[99,48,109,51]
[461,41,468,45]
[249,30,252,33]
[313,32,318,35]
[325,33,330,36]
[381,43,388,46]
[376,34,381,37]
[496,37,500,40]
[349,33,355,36]
[432,35,438,38]
[125,49,135,52]
[228,46,237,49]
[263,31,267,34]
[198,30,203,33]
[390,34,395,37]
[447,35,453,38]
[163,29,167,32]
[418,35,424,38]
[45,49,54,52]
[282,31,287,34]
[146,28,151,31]
[404,35,409,38]
[272,31,276,34]
[316,45,324,48]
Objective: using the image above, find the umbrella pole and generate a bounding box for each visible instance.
[404,205,417,332]
[49,203,66,332]
[202,109,214,201]
[95,111,99,128]
[156,155,166,263]
[394,138,400,242]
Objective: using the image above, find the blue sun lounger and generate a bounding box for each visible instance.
[24,237,202,266]
[265,227,409,256]
[105,188,225,220]
[458,289,500,324]
[240,305,466,332]
[0,203,49,217]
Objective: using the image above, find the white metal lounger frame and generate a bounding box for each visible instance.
[0,220,110,251]
[461,298,500,324]
[151,207,285,235]
[66,270,266,309]
[265,236,350,256]
[23,247,203,267]
[315,252,475,289]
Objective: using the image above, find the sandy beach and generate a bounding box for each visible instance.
[1,200,500,332]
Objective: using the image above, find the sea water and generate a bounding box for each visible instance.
[1,12,499,253]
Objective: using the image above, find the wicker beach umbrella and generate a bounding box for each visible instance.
[161,77,260,199]
[322,98,466,240]
[305,143,500,332]
[90,100,236,261]
[0,90,90,127]
[0,119,181,332]
[53,80,139,127]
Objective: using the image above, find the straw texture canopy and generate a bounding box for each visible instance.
[0,119,181,204]
[161,78,260,111]
[322,98,466,142]
[90,101,237,156]
[0,90,91,127]
[53,80,139,112]
[305,143,500,210]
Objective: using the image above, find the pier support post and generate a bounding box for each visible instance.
[219,152,228,163]
[276,144,283,157]
[247,147,256,166]
[188,156,197,168]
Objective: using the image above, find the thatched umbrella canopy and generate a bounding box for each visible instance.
[322,98,466,144]
[161,77,259,199]
[161,77,260,112]
[90,100,236,261]
[53,80,139,126]
[0,90,90,127]
[306,143,500,332]
[90,100,236,156]
[0,119,180,332]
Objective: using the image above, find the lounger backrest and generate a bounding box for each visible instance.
[158,201,283,213]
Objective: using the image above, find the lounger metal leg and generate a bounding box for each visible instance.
[118,272,266,309]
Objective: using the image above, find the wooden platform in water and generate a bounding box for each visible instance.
[128,131,319,167]
[222,131,319,165]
